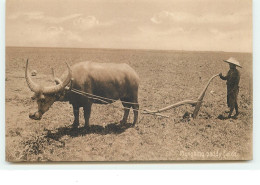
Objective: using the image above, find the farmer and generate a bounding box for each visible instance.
[219,57,241,118]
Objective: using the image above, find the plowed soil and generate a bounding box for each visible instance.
[5,47,252,161]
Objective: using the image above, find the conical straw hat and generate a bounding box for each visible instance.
[223,57,242,68]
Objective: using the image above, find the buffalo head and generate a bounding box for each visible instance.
[25,59,72,120]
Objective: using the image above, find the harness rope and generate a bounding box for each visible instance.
[71,88,139,105]
[70,89,139,110]
[69,88,169,118]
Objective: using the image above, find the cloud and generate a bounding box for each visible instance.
[8,11,44,20]
[135,8,252,52]
[7,11,113,32]
[6,12,106,47]
[45,26,82,42]
[151,11,188,24]
[146,9,251,51]
[8,12,82,24]
[6,23,82,47]
[73,16,99,30]
[150,10,249,25]
[6,1,251,52]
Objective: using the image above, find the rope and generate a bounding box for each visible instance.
[70,89,140,112]
[70,88,169,118]
[71,88,139,105]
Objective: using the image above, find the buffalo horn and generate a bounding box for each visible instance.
[25,60,72,94]
[42,62,72,94]
[25,59,40,93]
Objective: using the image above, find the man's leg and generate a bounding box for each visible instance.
[234,102,239,117]
[228,106,234,118]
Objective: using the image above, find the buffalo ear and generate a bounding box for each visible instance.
[52,68,62,85]
[31,93,45,101]
[54,78,61,85]
[65,78,74,91]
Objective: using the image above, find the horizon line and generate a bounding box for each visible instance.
[5,45,253,54]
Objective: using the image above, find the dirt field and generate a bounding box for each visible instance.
[5,47,252,162]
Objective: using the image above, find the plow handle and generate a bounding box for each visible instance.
[192,74,219,118]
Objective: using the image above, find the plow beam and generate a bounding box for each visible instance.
[143,74,219,119]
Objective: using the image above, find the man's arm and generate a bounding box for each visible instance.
[219,72,228,80]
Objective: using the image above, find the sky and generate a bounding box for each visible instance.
[6,0,252,52]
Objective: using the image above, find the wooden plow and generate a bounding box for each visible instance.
[142,74,219,119]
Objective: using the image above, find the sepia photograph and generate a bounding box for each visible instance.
[5,0,252,162]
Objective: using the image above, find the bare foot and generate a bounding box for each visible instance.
[233,113,239,119]
[71,122,79,129]
[84,124,90,129]
[120,120,127,125]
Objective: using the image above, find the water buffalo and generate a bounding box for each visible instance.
[26,59,139,128]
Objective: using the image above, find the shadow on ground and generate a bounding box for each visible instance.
[45,122,133,141]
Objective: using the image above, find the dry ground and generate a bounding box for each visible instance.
[5,47,252,161]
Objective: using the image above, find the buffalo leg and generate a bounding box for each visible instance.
[120,102,131,125]
[72,105,80,128]
[132,102,139,125]
[83,103,92,128]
